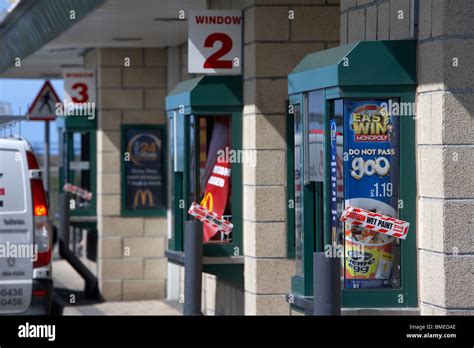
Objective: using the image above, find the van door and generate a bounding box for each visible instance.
[0,141,33,313]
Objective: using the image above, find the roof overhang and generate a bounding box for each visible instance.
[0,0,209,79]
[0,0,106,77]
[288,40,417,95]
[166,76,243,114]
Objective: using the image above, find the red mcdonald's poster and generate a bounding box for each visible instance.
[200,118,231,242]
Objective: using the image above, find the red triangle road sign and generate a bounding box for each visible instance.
[27,81,61,121]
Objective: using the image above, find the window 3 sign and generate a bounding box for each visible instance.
[188,10,242,75]
[122,126,166,216]
[63,69,96,105]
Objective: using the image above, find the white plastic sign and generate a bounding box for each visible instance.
[188,10,242,75]
[63,69,96,106]
[27,81,61,121]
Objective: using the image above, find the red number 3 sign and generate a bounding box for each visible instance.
[189,10,242,74]
[63,69,96,105]
[71,82,89,103]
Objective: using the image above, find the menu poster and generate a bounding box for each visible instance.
[123,127,165,212]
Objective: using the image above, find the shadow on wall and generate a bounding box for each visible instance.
[341,0,474,147]
[215,280,244,315]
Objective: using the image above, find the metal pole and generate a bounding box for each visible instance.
[313,252,341,315]
[183,221,203,316]
[59,192,70,248]
[44,121,50,193]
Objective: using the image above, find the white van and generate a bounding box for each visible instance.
[0,137,53,315]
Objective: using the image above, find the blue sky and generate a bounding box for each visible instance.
[0,79,64,151]
[0,0,64,151]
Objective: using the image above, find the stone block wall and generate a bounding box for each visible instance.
[171,0,340,315]
[242,0,340,315]
[85,48,169,301]
[341,0,474,315]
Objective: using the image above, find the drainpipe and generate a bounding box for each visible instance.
[410,0,420,39]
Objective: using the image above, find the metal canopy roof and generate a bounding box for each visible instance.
[0,0,106,76]
[288,40,417,95]
[0,0,209,78]
[166,76,242,112]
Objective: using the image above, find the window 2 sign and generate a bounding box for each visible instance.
[188,10,242,75]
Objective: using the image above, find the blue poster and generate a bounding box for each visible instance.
[124,128,165,211]
[343,100,399,212]
[343,100,400,289]
[330,119,338,237]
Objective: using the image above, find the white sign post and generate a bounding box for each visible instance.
[188,10,242,75]
[63,69,96,106]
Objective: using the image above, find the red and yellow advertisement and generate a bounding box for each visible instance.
[200,158,231,241]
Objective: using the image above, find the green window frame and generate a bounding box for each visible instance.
[168,110,243,257]
[120,124,167,218]
[287,89,418,308]
[58,115,97,217]
[165,76,244,284]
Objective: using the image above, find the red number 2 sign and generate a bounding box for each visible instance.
[203,33,233,69]
[71,82,89,103]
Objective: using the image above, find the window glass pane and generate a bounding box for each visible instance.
[70,132,91,210]
[169,115,174,240]
[293,104,303,276]
[189,115,196,206]
[192,116,232,244]
[307,90,324,182]
[343,99,401,289]
[330,100,344,246]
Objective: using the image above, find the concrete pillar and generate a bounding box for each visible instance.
[415,0,474,315]
[84,47,169,301]
[341,0,474,315]
[243,0,340,315]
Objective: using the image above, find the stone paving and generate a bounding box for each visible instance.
[53,259,181,316]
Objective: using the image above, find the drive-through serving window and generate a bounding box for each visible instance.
[165,76,243,284]
[287,40,417,310]
[58,116,97,217]
[57,115,98,261]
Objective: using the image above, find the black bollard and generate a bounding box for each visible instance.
[183,221,203,316]
[59,192,70,248]
[313,251,341,315]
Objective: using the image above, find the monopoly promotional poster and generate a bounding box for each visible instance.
[343,100,401,289]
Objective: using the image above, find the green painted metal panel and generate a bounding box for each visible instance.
[56,115,97,130]
[288,40,416,95]
[166,77,243,263]
[166,76,242,112]
[165,77,201,111]
[338,41,416,87]
[286,102,295,259]
[291,43,358,74]
[0,0,106,73]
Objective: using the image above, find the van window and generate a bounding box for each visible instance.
[0,149,27,214]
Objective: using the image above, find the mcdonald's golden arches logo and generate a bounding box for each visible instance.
[134,189,154,208]
[200,192,213,212]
